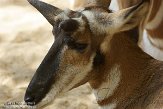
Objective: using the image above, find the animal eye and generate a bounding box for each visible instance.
[63,36,88,52]
[73,43,88,52]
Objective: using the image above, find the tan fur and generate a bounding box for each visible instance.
[70,0,112,10]
[90,32,163,109]
[118,0,163,52]
[118,0,140,10]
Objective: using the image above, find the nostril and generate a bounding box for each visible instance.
[25,96,35,103]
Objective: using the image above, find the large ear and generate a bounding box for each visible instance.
[27,0,63,25]
[106,0,149,33]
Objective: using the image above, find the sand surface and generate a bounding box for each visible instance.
[0,0,99,109]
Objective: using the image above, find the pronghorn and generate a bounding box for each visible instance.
[24,0,163,109]
[118,0,163,61]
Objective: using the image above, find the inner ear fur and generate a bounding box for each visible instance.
[108,1,149,33]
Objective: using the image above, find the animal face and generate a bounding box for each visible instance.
[25,7,99,106]
[24,0,148,107]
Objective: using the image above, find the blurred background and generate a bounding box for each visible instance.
[0,0,100,109]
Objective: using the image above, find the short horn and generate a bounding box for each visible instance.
[27,0,63,25]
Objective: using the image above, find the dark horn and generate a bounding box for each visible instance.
[27,0,63,25]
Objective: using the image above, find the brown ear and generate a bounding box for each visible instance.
[105,0,149,33]
[27,0,63,25]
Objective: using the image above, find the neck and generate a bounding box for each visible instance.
[89,31,163,109]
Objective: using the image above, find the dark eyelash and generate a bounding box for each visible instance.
[63,37,87,52]
[67,42,87,52]
[73,43,88,51]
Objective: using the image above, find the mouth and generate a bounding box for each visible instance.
[24,96,38,106]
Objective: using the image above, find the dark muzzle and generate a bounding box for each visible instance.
[24,38,63,105]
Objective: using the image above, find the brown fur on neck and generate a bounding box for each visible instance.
[89,30,163,109]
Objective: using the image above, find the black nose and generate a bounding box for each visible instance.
[24,96,35,106]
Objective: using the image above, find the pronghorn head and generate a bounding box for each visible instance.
[24,0,148,107]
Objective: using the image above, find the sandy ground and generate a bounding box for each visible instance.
[0,0,99,109]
